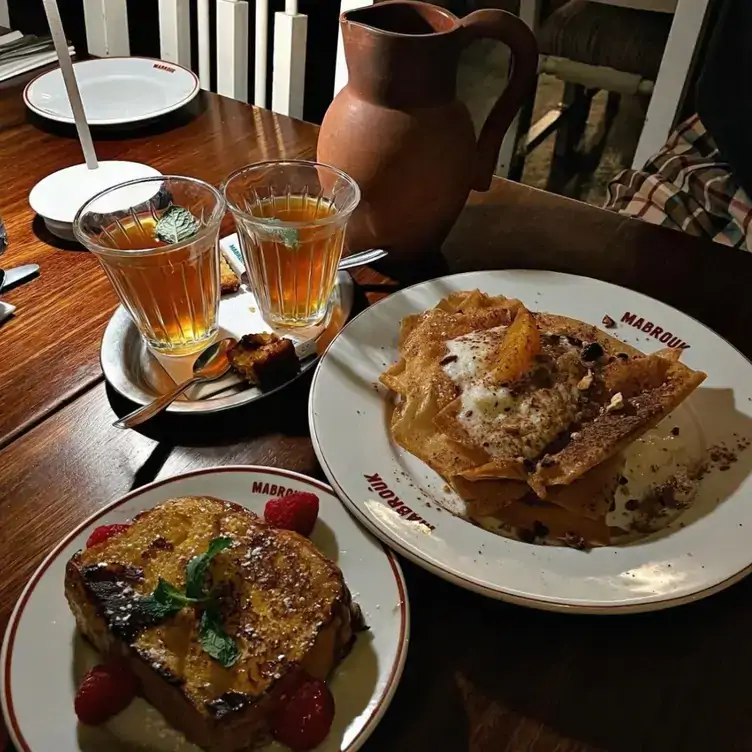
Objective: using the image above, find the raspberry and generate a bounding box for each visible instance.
[74,660,139,726]
[270,674,335,750]
[264,493,319,537]
[86,523,131,549]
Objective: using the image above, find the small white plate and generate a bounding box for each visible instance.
[24,57,200,126]
[1,466,409,751]
[29,161,162,241]
[101,271,355,414]
[309,270,752,613]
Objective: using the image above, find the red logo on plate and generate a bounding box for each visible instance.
[364,473,435,531]
[620,311,690,349]
[252,481,295,497]
[153,63,176,73]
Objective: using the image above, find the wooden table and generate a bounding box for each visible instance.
[3,82,752,752]
[0,82,319,448]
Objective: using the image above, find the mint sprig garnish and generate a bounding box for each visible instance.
[155,205,200,244]
[185,536,232,598]
[141,578,196,620]
[199,605,240,667]
[139,536,239,668]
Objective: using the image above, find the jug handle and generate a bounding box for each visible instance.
[461,10,538,191]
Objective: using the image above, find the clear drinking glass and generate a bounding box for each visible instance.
[73,176,226,356]
[223,160,360,328]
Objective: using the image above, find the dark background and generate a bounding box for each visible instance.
[6,0,342,123]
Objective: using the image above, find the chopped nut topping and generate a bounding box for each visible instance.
[606,392,625,413]
[563,532,587,550]
[577,369,593,390]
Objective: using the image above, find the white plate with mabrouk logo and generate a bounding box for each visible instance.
[308,270,752,614]
[24,57,200,126]
[1,467,409,751]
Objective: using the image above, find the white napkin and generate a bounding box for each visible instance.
[0,31,23,45]
[138,233,350,402]
[219,232,245,279]
[151,289,323,401]
[0,43,76,83]
[152,291,266,401]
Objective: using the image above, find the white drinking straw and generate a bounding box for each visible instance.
[40,0,99,170]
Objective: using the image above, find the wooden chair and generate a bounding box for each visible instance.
[80,0,308,118]
[528,0,713,168]
[499,0,714,179]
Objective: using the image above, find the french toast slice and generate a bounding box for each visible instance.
[65,496,358,751]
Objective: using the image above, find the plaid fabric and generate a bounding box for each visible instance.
[603,114,752,250]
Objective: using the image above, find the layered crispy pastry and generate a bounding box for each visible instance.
[380,291,706,548]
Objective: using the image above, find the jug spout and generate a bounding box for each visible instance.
[341,1,463,109]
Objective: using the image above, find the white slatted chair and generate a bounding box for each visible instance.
[81,0,308,118]
[506,0,713,176]
[621,0,712,168]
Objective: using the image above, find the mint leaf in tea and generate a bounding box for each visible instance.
[155,205,200,244]
[245,195,343,327]
[265,218,300,250]
[98,203,217,356]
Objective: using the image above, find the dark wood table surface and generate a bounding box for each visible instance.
[0,80,319,448]
[3,80,752,752]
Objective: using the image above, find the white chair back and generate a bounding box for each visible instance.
[81,0,307,118]
[0,0,10,28]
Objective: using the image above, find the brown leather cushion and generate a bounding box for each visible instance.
[538,0,672,79]
[467,0,568,17]
[378,0,668,80]
[377,0,568,23]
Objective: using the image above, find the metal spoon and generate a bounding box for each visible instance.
[113,337,237,430]
[338,248,387,270]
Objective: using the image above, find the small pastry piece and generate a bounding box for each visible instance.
[228,332,301,389]
[220,256,240,294]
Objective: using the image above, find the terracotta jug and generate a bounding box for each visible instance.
[317,0,538,258]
